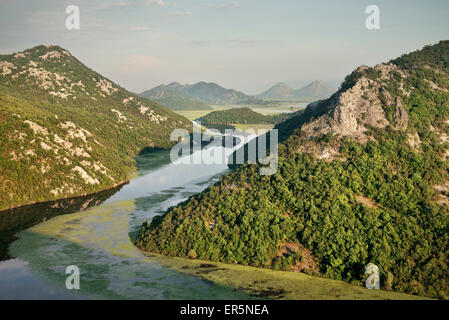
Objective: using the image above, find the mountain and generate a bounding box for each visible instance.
[258,82,296,98]
[286,79,343,92]
[294,80,336,99]
[141,82,186,99]
[0,45,191,211]
[197,107,294,128]
[141,81,267,105]
[258,80,336,100]
[152,96,212,111]
[136,41,449,299]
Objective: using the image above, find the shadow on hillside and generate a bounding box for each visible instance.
[0,184,125,261]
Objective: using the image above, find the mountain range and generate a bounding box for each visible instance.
[140,81,267,106]
[258,80,336,100]
[0,45,191,210]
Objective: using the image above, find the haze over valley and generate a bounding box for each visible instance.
[1,0,449,305]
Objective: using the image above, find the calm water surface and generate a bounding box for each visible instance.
[0,133,254,299]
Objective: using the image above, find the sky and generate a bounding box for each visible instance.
[0,0,449,94]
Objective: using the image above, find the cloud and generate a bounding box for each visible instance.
[163,11,192,17]
[128,26,151,31]
[22,10,60,27]
[92,0,176,10]
[122,54,162,73]
[200,1,241,10]
[147,0,176,6]
[219,1,240,9]
[224,39,257,46]
[63,20,151,34]
[188,38,271,47]
[190,40,211,46]
[174,11,192,16]
[97,1,131,9]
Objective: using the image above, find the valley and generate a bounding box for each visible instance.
[136,41,449,300]
[0,144,425,300]
[173,104,307,135]
[2,0,449,310]
[1,40,448,302]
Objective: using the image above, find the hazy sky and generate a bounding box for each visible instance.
[1,0,449,94]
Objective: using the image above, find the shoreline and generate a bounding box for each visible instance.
[0,180,129,213]
[141,251,431,300]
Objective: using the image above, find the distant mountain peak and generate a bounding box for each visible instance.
[309,80,326,85]
[258,82,295,98]
[271,82,292,90]
[294,80,336,99]
[258,80,336,100]
[275,82,291,87]
[141,81,267,105]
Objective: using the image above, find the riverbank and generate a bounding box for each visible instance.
[1,142,429,300]
[0,183,127,261]
[145,252,430,300]
[7,197,428,300]
[0,180,129,213]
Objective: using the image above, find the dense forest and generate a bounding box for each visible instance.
[0,45,191,210]
[197,107,294,127]
[136,41,449,299]
[151,96,212,111]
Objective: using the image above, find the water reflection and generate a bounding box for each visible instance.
[0,131,254,299]
[0,185,124,261]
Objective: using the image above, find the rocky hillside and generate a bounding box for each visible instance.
[136,41,449,299]
[0,45,191,211]
[141,81,267,105]
[283,64,410,160]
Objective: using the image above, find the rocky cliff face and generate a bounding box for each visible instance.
[293,63,410,159]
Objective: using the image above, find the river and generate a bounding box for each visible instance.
[0,131,255,299]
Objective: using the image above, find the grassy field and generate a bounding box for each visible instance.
[174,105,301,121]
[175,109,216,121]
[151,254,430,300]
[251,107,302,115]
[175,109,274,133]
[232,123,274,133]
[174,102,308,121]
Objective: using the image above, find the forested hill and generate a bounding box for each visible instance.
[197,108,292,126]
[152,96,212,111]
[0,45,191,211]
[136,40,449,299]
